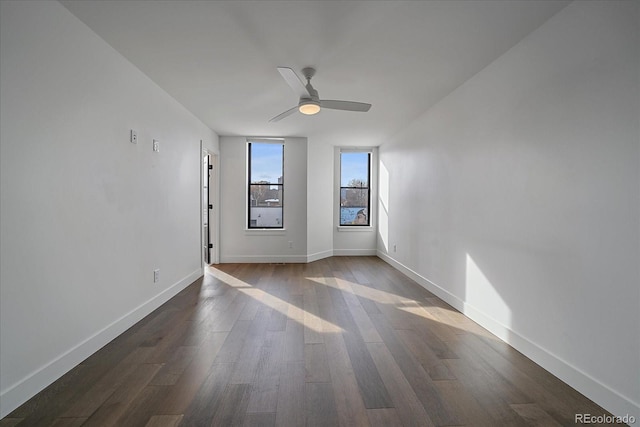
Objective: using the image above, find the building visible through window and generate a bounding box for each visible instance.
[340,151,370,226]
[248,141,284,228]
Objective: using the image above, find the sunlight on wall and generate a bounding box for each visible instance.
[209,268,343,333]
[378,160,390,252]
[465,253,512,328]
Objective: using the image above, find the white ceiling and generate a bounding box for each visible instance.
[60,0,570,146]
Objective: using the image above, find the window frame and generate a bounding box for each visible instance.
[339,149,372,227]
[247,139,284,229]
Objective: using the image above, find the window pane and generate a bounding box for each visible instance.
[251,143,283,184]
[340,188,369,225]
[340,206,369,225]
[340,152,369,187]
[341,188,368,208]
[250,184,282,207]
[250,207,283,228]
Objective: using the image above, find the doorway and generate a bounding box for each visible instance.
[202,149,218,265]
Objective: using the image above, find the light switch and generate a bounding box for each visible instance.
[153,140,159,152]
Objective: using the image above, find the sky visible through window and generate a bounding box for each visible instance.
[250,142,283,183]
[341,152,369,187]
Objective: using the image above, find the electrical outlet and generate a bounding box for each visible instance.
[130,129,137,144]
[393,244,397,252]
[153,139,159,152]
[153,269,160,283]
[288,241,293,248]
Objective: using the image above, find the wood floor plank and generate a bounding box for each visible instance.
[369,312,460,426]
[207,295,249,333]
[283,319,304,362]
[333,274,383,343]
[443,355,528,426]
[180,362,234,426]
[145,415,183,427]
[366,408,403,427]
[246,331,285,413]
[242,412,276,427]
[285,294,304,323]
[7,363,108,424]
[322,325,370,426]
[304,343,331,383]
[366,342,435,427]
[81,363,162,427]
[238,296,262,321]
[403,302,461,344]
[303,286,324,344]
[214,320,251,363]
[266,302,288,332]
[111,384,169,427]
[149,345,199,386]
[156,331,229,415]
[434,379,496,427]
[305,382,339,427]
[312,282,370,426]
[50,418,88,427]
[275,362,305,427]
[143,308,203,364]
[407,314,460,360]
[230,307,273,384]
[61,363,137,417]
[325,279,393,409]
[510,403,563,426]
[210,383,252,426]
[396,328,456,381]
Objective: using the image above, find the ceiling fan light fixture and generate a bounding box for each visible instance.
[298,100,320,115]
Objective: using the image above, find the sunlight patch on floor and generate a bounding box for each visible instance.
[209,267,343,334]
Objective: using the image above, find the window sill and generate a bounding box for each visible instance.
[245,228,287,236]
[336,226,374,232]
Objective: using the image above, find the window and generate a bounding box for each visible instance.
[340,151,371,226]
[248,141,284,229]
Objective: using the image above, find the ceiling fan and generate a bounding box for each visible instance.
[269,67,371,122]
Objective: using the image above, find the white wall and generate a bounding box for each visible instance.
[307,140,334,261]
[0,1,218,417]
[378,0,639,417]
[219,136,308,262]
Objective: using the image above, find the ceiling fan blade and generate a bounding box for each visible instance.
[269,106,298,122]
[320,100,371,112]
[277,67,310,99]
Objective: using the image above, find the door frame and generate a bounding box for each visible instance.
[202,144,220,266]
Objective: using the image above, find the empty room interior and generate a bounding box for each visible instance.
[1,0,638,425]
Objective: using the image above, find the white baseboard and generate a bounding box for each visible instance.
[220,254,309,263]
[376,250,640,419]
[0,268,202,419]
[333,249,377,256]
[307,250,334,263]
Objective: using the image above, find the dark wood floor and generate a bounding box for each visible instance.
[2,257,613,426]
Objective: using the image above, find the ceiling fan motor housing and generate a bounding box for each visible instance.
[298,98,320,115]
